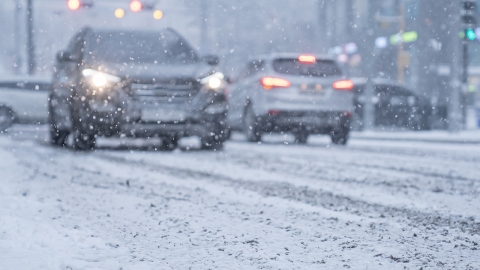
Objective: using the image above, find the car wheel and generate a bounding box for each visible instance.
[243,105,262,142]
[294,132,309,144]
[161,136,178,151]
[49,104,70,146]
[201,138,224,151]
[330,127,349,145]
[74,132,96,151]
[50,126,69,147]
[0,106,15,132]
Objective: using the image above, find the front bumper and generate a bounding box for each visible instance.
[80,92,228,140]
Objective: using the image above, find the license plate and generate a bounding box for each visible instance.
[299,84,325,95]
[289,117,324,124]
[141,107,186,122]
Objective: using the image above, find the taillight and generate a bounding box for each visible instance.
[261,77,291,90]
[268,110,281,116]
[332,80,354,91]
[298,55,316,64]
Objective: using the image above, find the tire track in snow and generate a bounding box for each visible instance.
[94,152,480,235]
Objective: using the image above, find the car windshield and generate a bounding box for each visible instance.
[273,59,342,77]
[86,30,198,64]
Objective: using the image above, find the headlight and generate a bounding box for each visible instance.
[82,69,121,88]
[200,72,225,91]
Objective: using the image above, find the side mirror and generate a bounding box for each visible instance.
[203,55,219,66]
[224,76,233,84]
[56,51,77,63]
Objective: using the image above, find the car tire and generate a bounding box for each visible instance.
[243,105,262,143]
[294,133,309,144]
[0,106,14,132]
[161,136,178,151]
[201,138,224,151]
[49,103,70,147]
[330,127,349,145]
[50,125,69,147]
[72,104,96,151]
[74,133,96,151]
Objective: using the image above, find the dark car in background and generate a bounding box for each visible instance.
[49,27,228,150]
[351,78,432,130]
[0,77,50,132]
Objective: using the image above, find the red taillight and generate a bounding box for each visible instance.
[332,80,354,91]
[261,77,291,90]
[298,55,316,64]
[268,110,281,116]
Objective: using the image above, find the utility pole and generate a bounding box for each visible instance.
[27,0,35,75]
[397,0,406,82]
[200,0,208,54]
[363,1,379,130]
[450,0,477,130]
[14,0,22,74]
[462,36,469,126]
[448,1,466,131]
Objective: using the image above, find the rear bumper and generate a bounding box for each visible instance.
[259,111,351,134]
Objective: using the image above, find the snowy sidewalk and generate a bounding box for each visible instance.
[351,129,480,144]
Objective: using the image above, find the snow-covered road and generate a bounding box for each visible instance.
[0,126,479,269]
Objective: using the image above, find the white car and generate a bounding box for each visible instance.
[227,53,354,144]
[0,76,50,131]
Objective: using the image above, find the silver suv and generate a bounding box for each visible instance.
[227,53,353,144]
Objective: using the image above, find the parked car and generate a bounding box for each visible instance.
[0,77,50,131]
[226,53,354,144]
[351,78,432,130]
[49,27,228,150]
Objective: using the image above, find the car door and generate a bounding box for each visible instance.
[51,32,84,124]
[373,84,393,126]
[65,32,85,90]
[387,87,410,126]
[0,80,50,124]
[227,64,251,129]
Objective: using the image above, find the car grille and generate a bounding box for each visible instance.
[130,80,199,104]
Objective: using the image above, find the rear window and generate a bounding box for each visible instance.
[273,59,342,77]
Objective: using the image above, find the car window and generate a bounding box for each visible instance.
[235,60,264,81]
[273,58,342,77]
[375,85,396,96]
[67,32,84,60]
[0,81,50,91]
[247,60,264,75]
[396,87,413,96]
[85,30,198,64]
[353,84,365,94]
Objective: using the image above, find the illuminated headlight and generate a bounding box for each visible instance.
[200,72,225,91]
[82,69,121,88]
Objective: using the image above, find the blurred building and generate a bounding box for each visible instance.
[322,0,480,128]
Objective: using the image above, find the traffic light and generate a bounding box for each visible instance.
[465,28,477,40]
[67,0,80,10]
[130,0,143,12]
[462,1,477,40]
[67,0,93,10]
